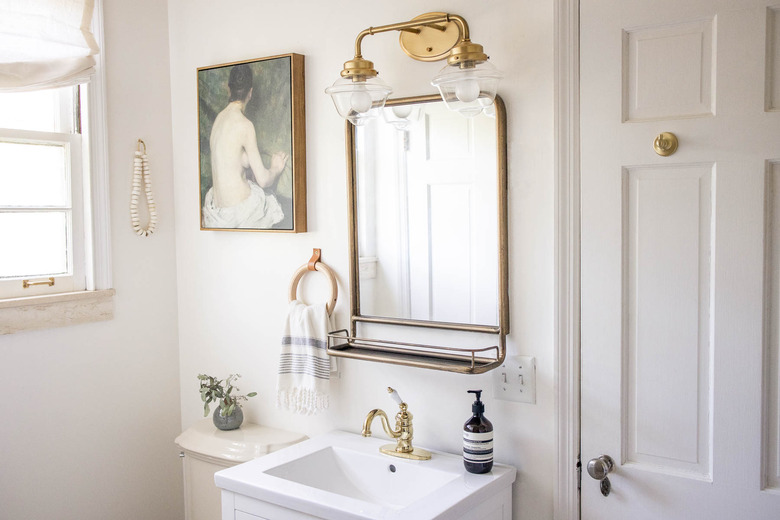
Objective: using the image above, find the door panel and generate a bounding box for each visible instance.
[581,1,780,518]
[623,19,715,121]
[766,160,780,491]
[767,7,780,111]
[623,164,713,479]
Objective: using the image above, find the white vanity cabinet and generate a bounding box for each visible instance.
[224,491,322,519]
[222,486,513,520]
[215,431,516,520]
[223,491,327,520]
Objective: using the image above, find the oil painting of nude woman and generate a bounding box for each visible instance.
[197,54,306,232]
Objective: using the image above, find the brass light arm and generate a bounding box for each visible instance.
[447,14,470,41]
[352,14,471,61]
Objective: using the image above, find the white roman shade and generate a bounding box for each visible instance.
[0,0,99,92]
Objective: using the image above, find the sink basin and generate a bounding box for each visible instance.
[215,430,516,520]
[265,444,459,508]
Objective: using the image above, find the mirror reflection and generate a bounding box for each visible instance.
[354,97,500,327]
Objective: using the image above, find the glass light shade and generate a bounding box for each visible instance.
[325,76,393,126]
[431,60,502,117]
[382,104,423,130]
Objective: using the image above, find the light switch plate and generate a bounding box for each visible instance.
[493,356,536,404]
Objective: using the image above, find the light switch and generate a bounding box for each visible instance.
[493,355,536,404]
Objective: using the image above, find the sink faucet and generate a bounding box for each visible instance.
[362,387,431,460]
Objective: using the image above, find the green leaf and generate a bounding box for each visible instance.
[203,402,209,417]
[247,392,257,397]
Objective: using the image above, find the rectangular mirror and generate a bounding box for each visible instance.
[356,96,501,326]
[330,94,508,374]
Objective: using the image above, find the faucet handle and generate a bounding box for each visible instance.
[387,387,404,406]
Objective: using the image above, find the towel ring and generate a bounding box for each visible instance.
[288,249,338,316]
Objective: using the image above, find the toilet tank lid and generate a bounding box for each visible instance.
[175,418,308,463]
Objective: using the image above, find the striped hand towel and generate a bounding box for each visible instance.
[276,300,331,415]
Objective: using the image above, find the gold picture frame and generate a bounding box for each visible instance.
[197,53,306,232]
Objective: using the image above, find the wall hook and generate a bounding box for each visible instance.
[308,248,322,271]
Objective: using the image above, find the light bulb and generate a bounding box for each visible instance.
[350,90,373,113]
[392,105,413,118]
[454,79,480,103]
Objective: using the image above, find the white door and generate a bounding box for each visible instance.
[581,0,780,518]
[406,104,498,325]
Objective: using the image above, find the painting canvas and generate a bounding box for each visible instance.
[197,54,306,232]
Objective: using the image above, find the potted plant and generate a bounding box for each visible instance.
[198,373,257,430]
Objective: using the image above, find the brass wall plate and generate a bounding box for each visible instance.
[399,12,462,62]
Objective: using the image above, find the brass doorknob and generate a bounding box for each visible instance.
[653,132,678,156]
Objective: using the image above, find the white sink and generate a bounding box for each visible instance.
[264,444,459,508]
[215,430,516,520]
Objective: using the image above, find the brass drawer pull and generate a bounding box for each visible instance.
[22,277,55,289]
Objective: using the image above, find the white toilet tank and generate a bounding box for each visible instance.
[175,418,307,520]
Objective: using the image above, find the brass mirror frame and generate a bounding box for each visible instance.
[328,94,508,374]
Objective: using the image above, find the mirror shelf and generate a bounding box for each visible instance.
[327,329,504,374]
[328,94,508,374]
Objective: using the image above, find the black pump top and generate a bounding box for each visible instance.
[468,389,485,414]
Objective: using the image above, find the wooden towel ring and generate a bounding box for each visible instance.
[288,249,338,316]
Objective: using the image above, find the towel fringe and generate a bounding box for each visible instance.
[276,301,331,416]
[277,388,329,416]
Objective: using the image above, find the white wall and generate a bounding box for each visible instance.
[169,1,555,519]
[0,1,183,519]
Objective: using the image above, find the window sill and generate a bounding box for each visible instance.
[0,289,115,335]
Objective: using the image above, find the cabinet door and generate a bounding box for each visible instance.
[235,511,267,520]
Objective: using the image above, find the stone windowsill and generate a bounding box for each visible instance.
[0,289,116,335]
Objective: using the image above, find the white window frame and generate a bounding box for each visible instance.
[0,126,86,298]
[0,0,113,334]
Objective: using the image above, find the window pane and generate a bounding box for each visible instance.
[0,211,69,279]
[0,142,69,206]
[0,88,72,132]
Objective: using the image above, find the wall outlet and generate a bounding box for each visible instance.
[493,356,536,404]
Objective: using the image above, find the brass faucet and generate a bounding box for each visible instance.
[362,387,431,460]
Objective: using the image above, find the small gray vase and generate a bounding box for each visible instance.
[212,406,243,431]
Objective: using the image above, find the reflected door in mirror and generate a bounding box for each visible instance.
[355,100,499,327]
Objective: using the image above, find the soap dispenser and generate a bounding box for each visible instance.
[463,389,493,474]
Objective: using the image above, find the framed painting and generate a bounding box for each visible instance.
[197,53,306,232]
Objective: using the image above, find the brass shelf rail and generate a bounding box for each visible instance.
[327,329,504,374]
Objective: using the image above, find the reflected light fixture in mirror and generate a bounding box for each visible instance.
[382,104,423,130]
[325,12,502,126]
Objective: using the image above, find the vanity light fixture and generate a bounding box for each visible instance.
[325,12,502,125]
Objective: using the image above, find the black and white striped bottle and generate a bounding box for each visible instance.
[463,389,493,474]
